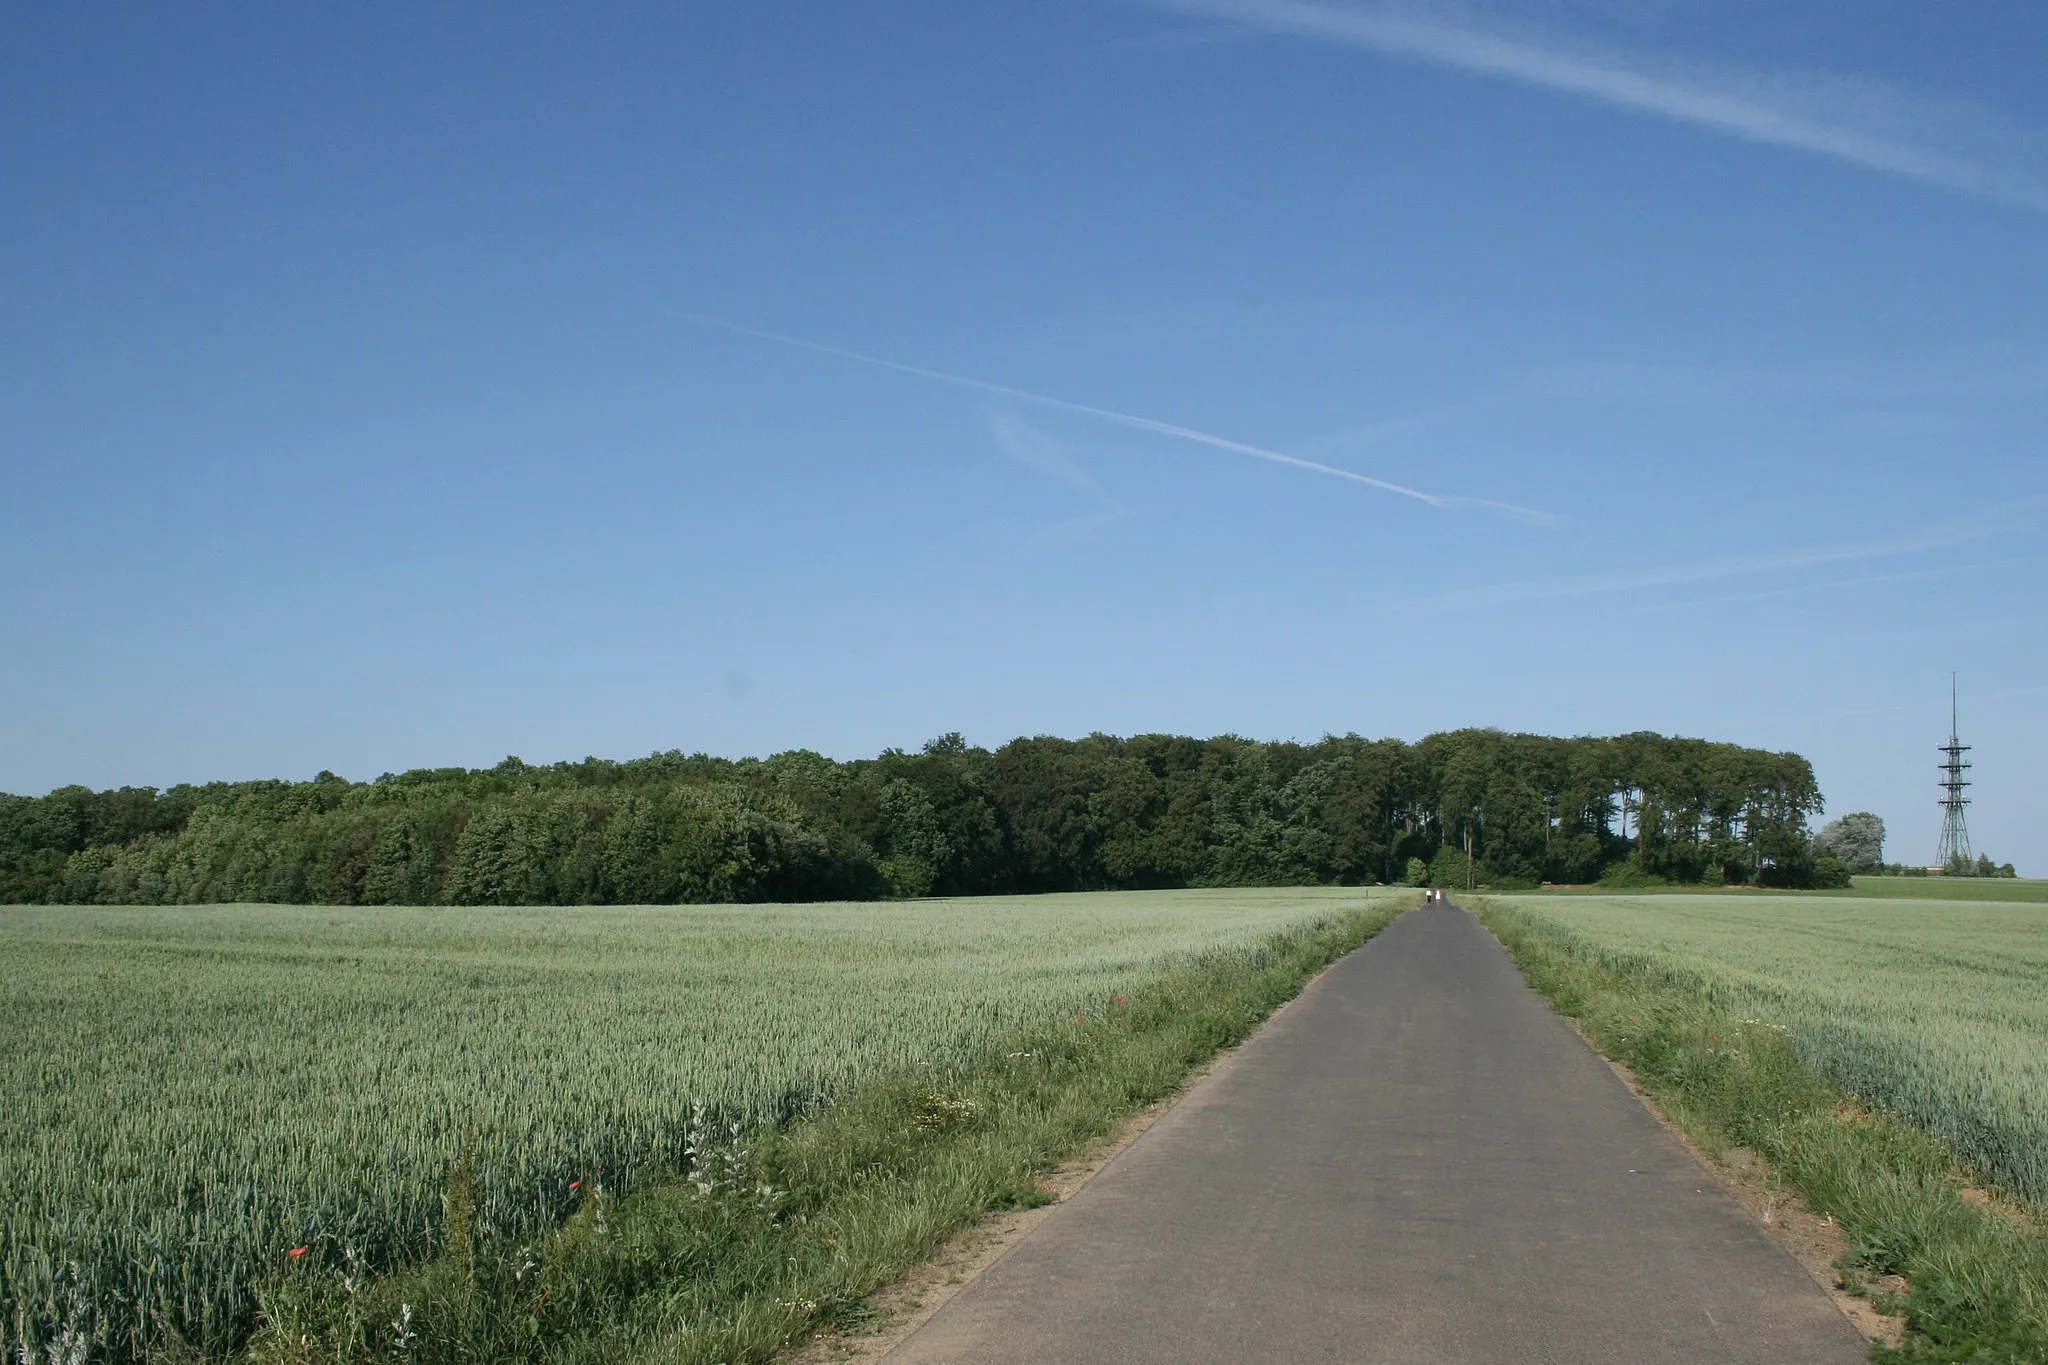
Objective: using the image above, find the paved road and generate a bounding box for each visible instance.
[886,901,1867,1364]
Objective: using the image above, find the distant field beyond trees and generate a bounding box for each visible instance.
[0,729,1828,905]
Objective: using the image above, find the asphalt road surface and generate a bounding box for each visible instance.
[885,900,1868,1364]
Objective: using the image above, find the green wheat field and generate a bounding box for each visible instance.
[0,888,1396,1359]
[1489,890,2048,1205]
[10,884,2045,1361]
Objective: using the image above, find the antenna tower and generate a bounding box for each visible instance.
[1936,674,1972,869]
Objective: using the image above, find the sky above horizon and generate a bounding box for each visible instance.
[5,2,2044,871]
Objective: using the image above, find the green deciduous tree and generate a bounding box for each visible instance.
[1815,812,1885,872]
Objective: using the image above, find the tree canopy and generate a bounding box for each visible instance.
[1815,812,1885,872]
[0,729,1827,905]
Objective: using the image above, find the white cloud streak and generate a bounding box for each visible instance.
[986,413,1124,556]
[672,311,1559,525]
[1983,685,2048,704]
[1670,555,2036,610]
[1523,357,2048,405]
[1156,0,2048,214]
[989,410,1109,502]
[1430,524,2007,612]
[1796,679,2048,726]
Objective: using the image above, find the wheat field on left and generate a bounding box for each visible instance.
[0,888,1394,1359]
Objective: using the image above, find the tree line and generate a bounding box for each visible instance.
[1812,811,2018,879]
[0,728,1831,905]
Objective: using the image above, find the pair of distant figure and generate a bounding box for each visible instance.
[1424,887,1447,903]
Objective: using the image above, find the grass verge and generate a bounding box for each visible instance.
[1476,901,2048,1364]
[240,900,1408,1365]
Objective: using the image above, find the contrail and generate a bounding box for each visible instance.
[671,311,1558,524]
[1677,555,2036,610]
[1154,0,2048,215]
[1428,524,2010,612]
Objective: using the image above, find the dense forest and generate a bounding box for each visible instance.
[0,729,1830,905]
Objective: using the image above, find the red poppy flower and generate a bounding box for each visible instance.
[569,1181,581,1191]
[288,1246,308,1259]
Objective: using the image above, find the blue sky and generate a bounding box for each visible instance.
[4,1,2044,871]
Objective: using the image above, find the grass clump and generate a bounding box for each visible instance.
[243,902,1407,1364]
[1478,901,2048,1364]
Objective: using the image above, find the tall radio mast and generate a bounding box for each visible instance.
[1936,674,1972,870]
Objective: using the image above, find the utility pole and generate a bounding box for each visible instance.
[1465,817,1476,893]
[1936,673,1973,871]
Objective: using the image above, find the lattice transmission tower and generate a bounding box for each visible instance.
[1936,674,1972,869]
